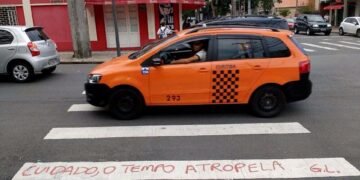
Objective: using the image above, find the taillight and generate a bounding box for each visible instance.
[299,61,311,74]
[27,42,40,56]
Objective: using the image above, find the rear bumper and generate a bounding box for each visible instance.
[32,54,60,72]
[85,83,110,107]
[284,74,312,103]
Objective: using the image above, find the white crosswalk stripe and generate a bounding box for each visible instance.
[339,41,360,46]
[301,43,338,50]
[304,48,315,52]
[13,158,360,179]
[320,42,360,50]
[68,104,103,112]
[44,122,310,139]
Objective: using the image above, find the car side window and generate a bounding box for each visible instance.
[0,30,14,45]
[264,37,291,58]
[159,38,210,65]
[345,18,351,23]
[217,38,265,61]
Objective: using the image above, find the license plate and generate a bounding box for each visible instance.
[49,58,58,65]
[321,28,326,31]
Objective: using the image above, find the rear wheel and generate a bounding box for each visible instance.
[357,29,360,37]
[42,66,56,75]
[9,62,34,82]
[109,89,144,120]
[339,28,344,35]
[250,86,286,118]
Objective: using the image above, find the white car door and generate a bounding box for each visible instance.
[349,18,357,34]
[343,18,351,33]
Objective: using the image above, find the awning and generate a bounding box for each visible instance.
[86,0,206,5]
[323,4,344,10]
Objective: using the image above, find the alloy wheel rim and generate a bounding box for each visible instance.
[13,65,29,81]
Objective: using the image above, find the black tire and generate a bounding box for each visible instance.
[109,89,144,120]
[42,66,56,75]
[294,27,299,34]
[249,85,286,118]
[339,28,344,36]
[325,31,331,36]
[357,29,360,38]
[306,28,313,36]
[9,61,34,82]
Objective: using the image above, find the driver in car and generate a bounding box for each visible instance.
[171,41,207,64]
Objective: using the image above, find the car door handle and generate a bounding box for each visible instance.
[252,65,263,70]
[199,67,209,72]
[7,48,15,51]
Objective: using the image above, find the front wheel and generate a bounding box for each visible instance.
[339,28,344,36]
[325,31,331,36]
[306,28,313,36]
[250,86,286,118]
[109,89,144,120]
[357,29,360,38]
[294,27,299,34]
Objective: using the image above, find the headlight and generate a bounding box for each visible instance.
[327,24,332,27]
[88,74,102,84]
[312,24,319,28]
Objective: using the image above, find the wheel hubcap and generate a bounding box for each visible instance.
[117,95,135,112]
[259,93,278,111]
[13,65,29,81]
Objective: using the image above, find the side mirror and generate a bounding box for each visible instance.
[152,57,162,66]
[353,22,359,26]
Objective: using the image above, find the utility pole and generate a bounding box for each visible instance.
[248,0,251,15]
[231,0,237,16]
[112,0,121,57]
[295,0,298,16]
[67,0,91,58]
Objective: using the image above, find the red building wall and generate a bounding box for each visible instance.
[31,5,73,51]
[91,5,107,51]
[16,7,26,25]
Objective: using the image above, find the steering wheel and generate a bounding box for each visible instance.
[159,51,174,64]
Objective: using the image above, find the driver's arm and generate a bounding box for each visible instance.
[171,55,200,64]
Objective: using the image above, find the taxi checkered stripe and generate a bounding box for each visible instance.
[211,69,240,104]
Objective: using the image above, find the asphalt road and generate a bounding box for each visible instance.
[1,34,360,180]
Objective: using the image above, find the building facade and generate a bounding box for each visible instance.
[274,0,321,17]
[0,0,204,51]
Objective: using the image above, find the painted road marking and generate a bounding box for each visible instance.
[304,48,315,52]
[339,41,360,46]
[301,43,338,50]
[320,42,360,50]
[44,122,310,139]
[13,158,360,179]
[67,104,103,112]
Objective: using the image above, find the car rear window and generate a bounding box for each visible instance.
[289,36,307,55]
[264,37,291,58]
[25,28,49,41]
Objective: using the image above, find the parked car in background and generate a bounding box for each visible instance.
[286,18,296,30]
[339,17,360,37]
[294,14,332,36]
[0,26,59,82]
[196,16,289,30]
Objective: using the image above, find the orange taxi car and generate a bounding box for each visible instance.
[85,26,312,120]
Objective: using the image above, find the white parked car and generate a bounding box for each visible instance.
[339,17,360,37]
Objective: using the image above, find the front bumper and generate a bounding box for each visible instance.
[284,74,312,103]
[310,27,332,33]
[85,83,111,107]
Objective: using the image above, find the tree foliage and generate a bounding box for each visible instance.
[279,8,291,17]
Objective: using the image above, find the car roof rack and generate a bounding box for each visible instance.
[186,25,280,35]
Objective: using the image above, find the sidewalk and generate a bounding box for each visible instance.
[60,51,135,64]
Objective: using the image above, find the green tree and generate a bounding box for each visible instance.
[279,8,291,17]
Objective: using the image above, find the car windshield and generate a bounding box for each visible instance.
[307,15,325,22]
[357,18,360,23]
[128,34,177,59]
